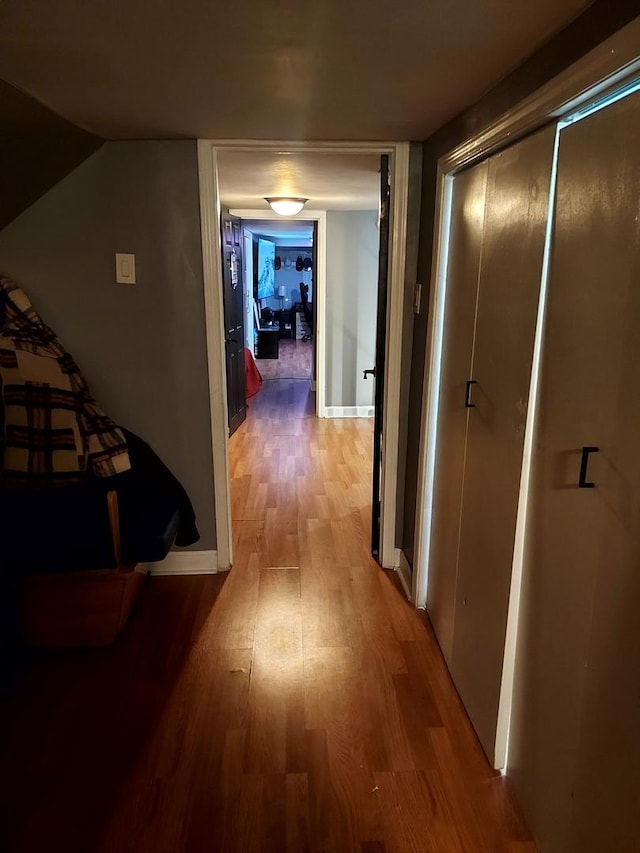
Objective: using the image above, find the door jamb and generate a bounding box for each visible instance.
[197,143,232,570]
[228,208,327,417]
[198,140,411,572]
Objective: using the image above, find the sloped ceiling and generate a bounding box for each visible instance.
[0,79,102,230]
[0,0,591,141]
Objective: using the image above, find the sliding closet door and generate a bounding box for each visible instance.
[508,89,640,853]
[427,161,487,662]
[450,125,557,763]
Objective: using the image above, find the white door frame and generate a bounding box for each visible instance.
[228,208,327,414]
[198,140,411,571]
[411,17,640,769]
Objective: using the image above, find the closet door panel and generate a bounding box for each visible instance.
[450,125,557,762]
[560,98,640,853]
[509,89,640,853]
[427,162,487,662]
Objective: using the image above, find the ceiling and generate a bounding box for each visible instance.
[217,150,380,211]
[0,0,591,142]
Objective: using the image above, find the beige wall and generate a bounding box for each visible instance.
[325,210,378,409]
[0,140,216,551]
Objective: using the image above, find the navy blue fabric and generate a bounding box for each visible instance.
[1,427,193,575]
[107,428,199,547]
[1,486,117,573]
[1,485,180,575]
[117,489,181,565]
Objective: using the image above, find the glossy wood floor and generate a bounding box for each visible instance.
[255,339,313,380]
[0,379,535,853]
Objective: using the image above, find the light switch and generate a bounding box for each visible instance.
[115,253,136,284]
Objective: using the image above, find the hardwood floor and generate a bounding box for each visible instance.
[255,339,313,381]
[0,379,535,852]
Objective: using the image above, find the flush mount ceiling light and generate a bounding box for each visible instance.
[265,197,308,216]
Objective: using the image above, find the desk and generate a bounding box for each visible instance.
[256,327,279,359]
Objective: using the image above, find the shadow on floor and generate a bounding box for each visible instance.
[0,574,227,853]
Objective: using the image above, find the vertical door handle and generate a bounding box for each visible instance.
[465,380,477,408]
[578,446,599,488]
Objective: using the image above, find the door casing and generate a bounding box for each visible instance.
[197,140,411,572]
[228,208,326,415]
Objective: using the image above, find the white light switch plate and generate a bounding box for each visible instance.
[115,253,136,284]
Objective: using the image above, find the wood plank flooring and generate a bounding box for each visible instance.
[0,379,535,852]
[255,339,313,381]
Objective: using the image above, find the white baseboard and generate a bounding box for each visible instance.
[397,549,413,601]
[150,550,218,576]
[323,405,374,418]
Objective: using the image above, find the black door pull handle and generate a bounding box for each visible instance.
[465,380,477,408]
[363,368,376,379]
[578,446,599,488]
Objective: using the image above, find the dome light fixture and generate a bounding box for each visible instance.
[265,197,308,216]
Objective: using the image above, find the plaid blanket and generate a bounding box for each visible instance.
[0,275,130,485]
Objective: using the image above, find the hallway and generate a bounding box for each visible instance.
[0,379,535,852]
[225,377,536,851]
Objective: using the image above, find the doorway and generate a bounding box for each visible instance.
[230,205,381,551]
[197,142,411,572]
[240,218,315,386]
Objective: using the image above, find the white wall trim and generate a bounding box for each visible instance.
[324,405,374,418]
[200,140,412,573]
[150,550,218,575]
[316,212,327,420]
[200,139,410,152]
[197,141,233,571]
[380,142,410,570]
[412,169,454,609]
[229,207,327,419]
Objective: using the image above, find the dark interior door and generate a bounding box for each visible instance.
[221,211,246,436]
[371,154,390,557]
